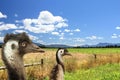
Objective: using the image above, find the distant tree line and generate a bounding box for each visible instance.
[74,45,120,48]
[0,43,2,48]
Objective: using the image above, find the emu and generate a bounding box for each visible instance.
[2,32,45,80]
[50,48,71,80]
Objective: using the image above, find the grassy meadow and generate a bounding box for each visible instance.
[0,48,120,80]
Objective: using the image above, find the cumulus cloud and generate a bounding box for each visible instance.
[111,33,119,38]
[75,38,85,42]
[0,11,68,33]
[64,29,70,32]
[23,11,68,33]
[59,32,65,40]
[13,30,27,33]
[69,33,73,35]
[0,22,4,25]
[0,12,7,18]
[51,32,59,35]
[74,29,80,32]
[116,26,120,30]
[28,34,44,44]
[0,23,17,31]
[28,34,39,41]
[86,35,103,40]
[23,19,55,33]
[64,28,80,33]
[59,36,64,40]
[38,11,65,24]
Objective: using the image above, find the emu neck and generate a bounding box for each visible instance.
[56,52,65,73]
[2,40,26,80]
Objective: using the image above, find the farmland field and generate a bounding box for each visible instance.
[65,63,120,80]
[0,48,120,80]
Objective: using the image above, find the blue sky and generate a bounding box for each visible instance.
[0,0,120,46]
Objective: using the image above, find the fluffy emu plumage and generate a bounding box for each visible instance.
[50,48,71,80]
[2,32,44,80]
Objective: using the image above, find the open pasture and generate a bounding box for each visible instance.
[0,48,120,80]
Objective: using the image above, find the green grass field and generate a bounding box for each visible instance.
[65,63,120,80]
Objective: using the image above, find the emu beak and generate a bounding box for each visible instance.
[64,52,72,56]
[29,43,45,53]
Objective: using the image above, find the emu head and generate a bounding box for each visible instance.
[3,32,45,56]
[57,48,71,57]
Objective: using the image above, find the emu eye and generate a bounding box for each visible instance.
[60,50,64,54]
[60,51,63,53]
[21,42,27,47]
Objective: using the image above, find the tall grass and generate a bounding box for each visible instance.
[0,48,120,79]
[65,63,120,80]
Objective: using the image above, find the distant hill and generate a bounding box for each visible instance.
[34,43,46,48]
[81,43,120,48]
[96,43,114,47]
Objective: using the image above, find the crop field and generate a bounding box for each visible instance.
[0,48,120,80]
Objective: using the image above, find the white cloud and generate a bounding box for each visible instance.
[0,12,7,18]
[59,32,65,40]
[0,23,17,31]
[60,32,64,36]
[38,11,65,24]
[0,11,67,33]
[36,39,44,44]
[28,34,44,44]
[74,29,80,32]
[13,30,27,33]
[111,33,118,38]
[23,18,55,33]
[75,38,85,42]
[64,29,70,32]
[0,22,4,24]
[51,32,59,35]
[28,34,39,41]
[116,26,120,30]
[111,35,117,38]
[22,11,68,33]
[86,35,103,40]
[15,20,22,23]
[64,28,80,33]
[55,22,68,28]
[59,36,64,40]
[69,33,73,35]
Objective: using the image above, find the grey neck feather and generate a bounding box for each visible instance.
[2,40,26,80]
[56,52,65,73]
